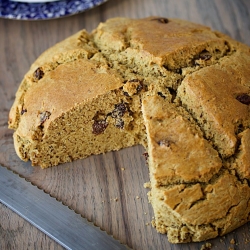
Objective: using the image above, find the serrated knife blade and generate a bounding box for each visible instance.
[0,165,128,250]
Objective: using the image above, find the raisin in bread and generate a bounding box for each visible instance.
[8,17,250,243]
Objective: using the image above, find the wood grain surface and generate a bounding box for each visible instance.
[1,0,250,249]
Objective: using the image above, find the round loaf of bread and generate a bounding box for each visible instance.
[8,17,250,243]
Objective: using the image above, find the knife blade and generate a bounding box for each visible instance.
[0,165,128,250]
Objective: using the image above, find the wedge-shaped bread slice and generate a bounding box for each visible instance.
[142,95,250,243]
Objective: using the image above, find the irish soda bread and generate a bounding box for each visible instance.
[8,17,250,243]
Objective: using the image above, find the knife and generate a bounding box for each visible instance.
[0,165,128,250]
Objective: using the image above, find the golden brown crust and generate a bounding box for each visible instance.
[18,59,123,136]
[177,50,250,157]
[92,17,231,69]
[8,30,97,130]
[142,95,222,185]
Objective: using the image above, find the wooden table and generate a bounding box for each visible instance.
[1,0,250,249]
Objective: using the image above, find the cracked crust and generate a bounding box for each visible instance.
[8,17,250,243]
[142,95,250,243]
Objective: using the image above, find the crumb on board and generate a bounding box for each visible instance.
[110,198,118,202]
[230,238,236,244]
[243,232,250,244]
[200,242,212,250]
[143,182,151,188]
[220,238,225,244]
[136,196,140,199]
[121,167,125,171]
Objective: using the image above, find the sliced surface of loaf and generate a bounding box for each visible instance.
[8,17,250,243]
